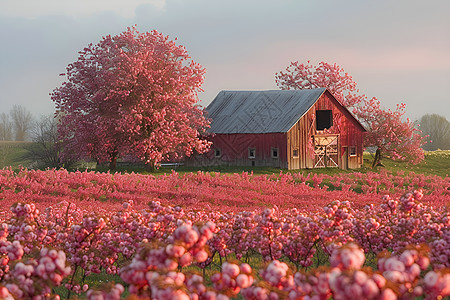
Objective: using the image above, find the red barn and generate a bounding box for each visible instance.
[190,88,366,169]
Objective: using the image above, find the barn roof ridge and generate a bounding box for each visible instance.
[217,87,326,92]
[206,88,365,134]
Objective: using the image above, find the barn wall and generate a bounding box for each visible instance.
[286,113,312,169]
[287,91,365,169]
[188,133,288,168]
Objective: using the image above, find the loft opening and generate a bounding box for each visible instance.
[316,110,333,131]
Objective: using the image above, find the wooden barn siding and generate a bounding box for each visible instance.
[286,114,310,169]
[194,133,288,168]
[287,91,365,169]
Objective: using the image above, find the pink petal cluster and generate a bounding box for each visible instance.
[1,245,70,299]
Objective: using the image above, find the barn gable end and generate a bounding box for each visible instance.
[287,90,365,169]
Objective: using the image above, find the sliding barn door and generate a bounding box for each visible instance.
[313,135,339,168]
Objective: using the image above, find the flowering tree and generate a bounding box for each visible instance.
[275,61,365,109]
[275,61,425,167]
[357,98,425,167]
[52,27,211,170]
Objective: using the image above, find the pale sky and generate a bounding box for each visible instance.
[0,0,449,121]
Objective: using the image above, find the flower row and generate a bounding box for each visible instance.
[0,168,448,218]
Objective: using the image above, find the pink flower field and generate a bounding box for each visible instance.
[0,168,449,299]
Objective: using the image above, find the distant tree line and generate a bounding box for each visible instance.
[417,114,450,151]
[0,105,34,141]
[0,105,73,168]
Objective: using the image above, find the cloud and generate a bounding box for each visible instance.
[0,0,166,19]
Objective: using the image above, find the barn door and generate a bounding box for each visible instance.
[313,135,339,168]
[342,146,349,170]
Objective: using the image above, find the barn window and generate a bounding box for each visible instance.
[350,146,357,156]
[316,110,333,130]
[248,148,256,159]
[293,149,299,158]
[271,147,279,158]
[214,148,222,158]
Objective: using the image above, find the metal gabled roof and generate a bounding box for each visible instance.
[206,88,327,134]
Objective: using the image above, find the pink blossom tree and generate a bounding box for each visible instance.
[357,98,425,167]
[275,61,425,167]
[52,27,211,170]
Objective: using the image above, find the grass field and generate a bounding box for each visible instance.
[366,150,450,177]
[104,150,450,177]
[1,140,449,177]
[0,141,33,169]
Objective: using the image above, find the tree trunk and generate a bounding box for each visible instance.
[145,160,156,172]
[109,157,117,170]
[109,152,118,170]
[371,148,382,169]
